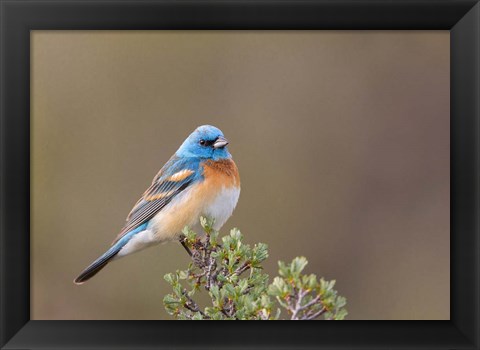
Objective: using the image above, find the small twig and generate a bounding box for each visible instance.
[222,299,236,318]
[290,288,308,320]
[242,285,254,295]
[259,308,271,320]
[220,308,230,318]
[233,261,251,276]
[298,294,321,311]
[216,265,229,289]
[205,256,216,291]
[303,306,327,320]
[192,250,204,268]
[179,237,193,257]
[182,289,209,319]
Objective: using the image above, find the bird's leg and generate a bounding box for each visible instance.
[179,235,192,257]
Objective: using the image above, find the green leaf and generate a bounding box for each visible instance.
[192,313,203,320]
[278,260,288,277]
[336,296,347,308]
[164,273,176,285]
[209,230,219,246]
[334,309,348,320]
[210,285,220,301]
[223,283,236,298]
[290,256,308,277]
[163,294,180,306]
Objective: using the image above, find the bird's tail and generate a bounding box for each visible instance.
[74,223,149,284]
[73,246,120,284]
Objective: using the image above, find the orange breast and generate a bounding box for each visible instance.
[202,158,241,189]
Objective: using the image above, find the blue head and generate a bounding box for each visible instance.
[176,125,231,160]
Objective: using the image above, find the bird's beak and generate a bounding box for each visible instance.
[213,136,229,149]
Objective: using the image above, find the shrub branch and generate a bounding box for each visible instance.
[163,217,348,321]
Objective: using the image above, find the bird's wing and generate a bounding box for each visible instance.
[111,156,202,245]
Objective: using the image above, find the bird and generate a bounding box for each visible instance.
[74,125,240,284]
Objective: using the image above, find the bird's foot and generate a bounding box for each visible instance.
[179,235,193,257]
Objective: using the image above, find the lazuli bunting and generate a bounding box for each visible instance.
[74,125,240,284]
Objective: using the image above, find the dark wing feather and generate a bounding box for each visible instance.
[112,156,201,245]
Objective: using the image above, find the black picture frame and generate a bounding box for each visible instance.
[1,0,479,349]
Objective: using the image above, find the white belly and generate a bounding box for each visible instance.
[204,186,241,231]
[117,185,240,258]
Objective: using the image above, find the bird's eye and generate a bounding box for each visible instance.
[199,139,206,146]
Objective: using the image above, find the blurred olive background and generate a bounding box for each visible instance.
[31,31,449,320]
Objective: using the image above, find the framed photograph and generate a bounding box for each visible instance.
[1,0,479,349]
